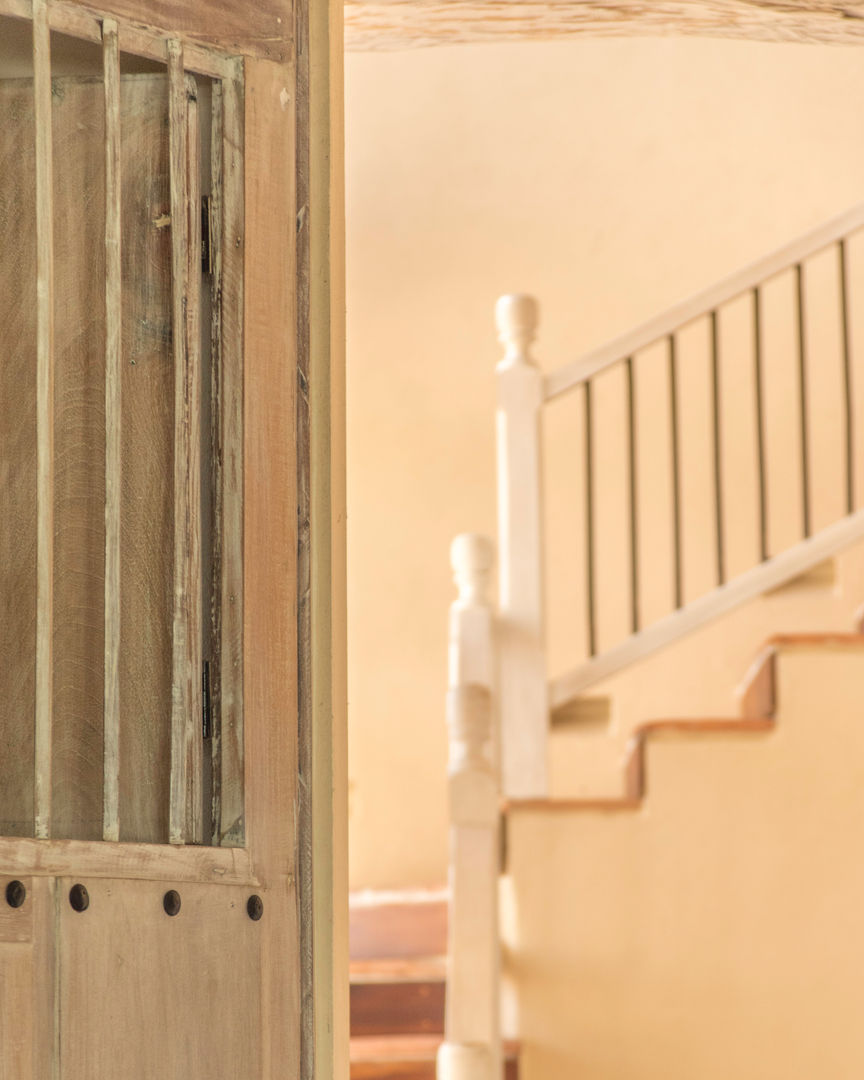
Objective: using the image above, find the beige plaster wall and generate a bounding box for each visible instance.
[505,641,864,1078]
[346,35,864,891]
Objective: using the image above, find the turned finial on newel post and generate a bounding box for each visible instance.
[495,291,548,800]
[450,533,494,609]
[495,293,539,367]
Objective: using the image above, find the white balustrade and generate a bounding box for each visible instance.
[495,295,548,798]
[437,534,501,1080]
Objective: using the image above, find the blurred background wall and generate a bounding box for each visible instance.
[345,35,864,892]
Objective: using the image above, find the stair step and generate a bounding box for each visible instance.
[737,632,864,719]
[350,891,448,961]
[350,1036,520,1080]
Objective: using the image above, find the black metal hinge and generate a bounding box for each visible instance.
[202,660,212,739]
[201,195,212,274]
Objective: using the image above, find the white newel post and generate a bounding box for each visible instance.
[495,294,549,798]
[437,534,502,1080]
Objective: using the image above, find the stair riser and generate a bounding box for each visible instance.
[351,981,445,1037]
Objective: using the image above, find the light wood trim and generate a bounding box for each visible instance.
[0,837,256,884]
[550,507,864,707]
[33,0,55,842]
[102,17,122,844]
[297,0,348,1060]
[243,56,301,1077]
[0,0,281,67]
[210,72,246,846]
[186,74,204,844]
[545,200,864,401]
[0,0,238,77]
[168,42,203,845]
[345,1,864,56]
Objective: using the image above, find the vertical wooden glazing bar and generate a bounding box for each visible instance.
[710,310,725,586]
[185,75,203,844]
[753,287,768,561]
[584,380,596,657]
[839,239,854,514]
[167,40,202,844]
[625,357,639,635]
[668,334,683,610]
[33,0,54,840]
[211,72,246,846]
[102,17,122,843]
[796,263,811,539]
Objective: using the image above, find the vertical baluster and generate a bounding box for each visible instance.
[168,41,203,845]
[753,287,768,562]
[438,535,501,1080]
[626,357,639,635]
[710,310,725,586]
[102,17,122,843]
[839,239,854,514]
[33,0,54,840]
[495,295,548,799]
[668,334,683,610]
[796,263,811,538]
[584,380,596,656]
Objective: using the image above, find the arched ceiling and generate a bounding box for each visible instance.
[345,0,864,52]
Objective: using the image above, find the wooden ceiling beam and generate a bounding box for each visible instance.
[345,0,864,52]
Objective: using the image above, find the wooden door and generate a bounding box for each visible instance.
[0,0,331,1074]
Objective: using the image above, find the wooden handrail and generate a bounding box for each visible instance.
[549,508,864,707]
[545,200,864,401]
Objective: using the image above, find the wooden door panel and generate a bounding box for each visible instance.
[58,877,263,1079]
[0,70,193,843]
[0,876,53,1080]
[0,8,308,1076]
[52,74,109,842]
[0,946,35,1080]
[0,80,37,838]
[117,73,175,844]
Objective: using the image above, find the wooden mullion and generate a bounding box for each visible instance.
[168,41,203,845]
[32,0,55,841]
[212,73,245,845]
[102,16,122,843]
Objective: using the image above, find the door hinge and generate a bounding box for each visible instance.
[201,195,213,274]
[202,660,212,739]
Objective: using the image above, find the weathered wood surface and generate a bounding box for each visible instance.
[33,0,55,842]
[345,0,864,51]
[0,82,37,838]
[0,837,255,884]
[54,0,291,61]
[210,74,246,847]
[0,74,178,843]
[51,77,107,842]
[118,74,175,844]
[58,878,263,1079]
[243,55,301,1077]
[102,20,122,844]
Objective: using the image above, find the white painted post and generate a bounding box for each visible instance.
[495,295,549,798]
[437,535,501,1080]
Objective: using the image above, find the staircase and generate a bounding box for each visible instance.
[354,201,864,1079]
[349,893,520,1078]
[505,632,864,1078]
